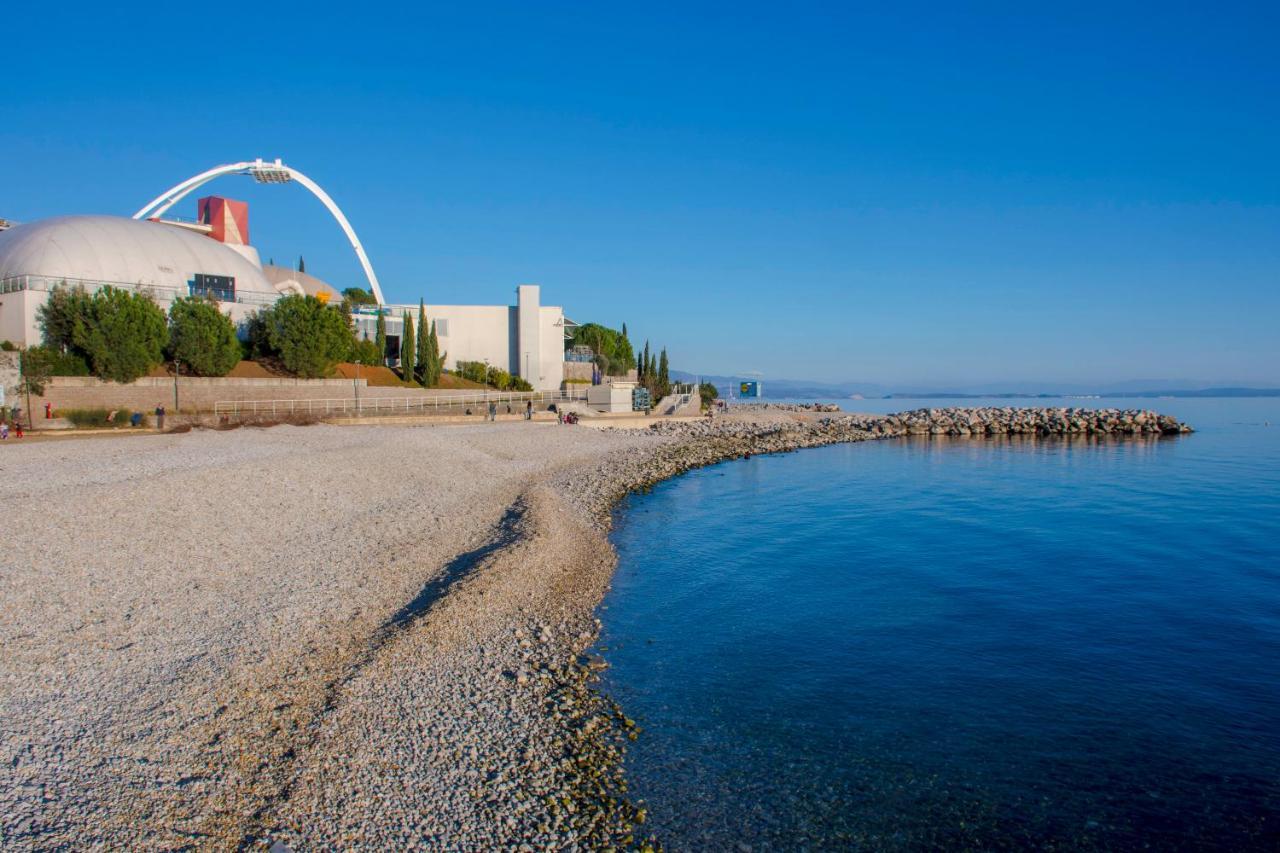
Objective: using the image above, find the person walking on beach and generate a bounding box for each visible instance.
[487,400,497,422]
[155,404,166,431]
[13,421,23,438]
[525,400,533,421]
[1,422,8,440]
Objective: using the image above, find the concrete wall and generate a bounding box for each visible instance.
[0,351,18,411]
[0,289,47,348]
[28,376,531,416]
[516,284,541,386]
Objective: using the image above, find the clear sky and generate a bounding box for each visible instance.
[3,2,1277,387]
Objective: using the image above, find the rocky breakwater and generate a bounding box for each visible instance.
[840,406,1194,438]
[601,407,1193,506]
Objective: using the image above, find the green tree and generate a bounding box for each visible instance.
[18,346,54,428]
[37,284,92,355]
[699,382,719,408]
[657,348,671,398]
[168,297,241,377]
[415,300,429,383]
[567,322,635,376]
[75,287,168,383]
[342,287,377,308]
[400,310,416,384]
[375,311,387,365]
[298,255,306,273]
[255,295,353,378]
[427,320,444,386]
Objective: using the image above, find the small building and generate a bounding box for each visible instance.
[587,381,637,413]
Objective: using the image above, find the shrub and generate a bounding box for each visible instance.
[453,361,535,391]
[168,297,242,377]
[699,382,719,407]
[350,338,382,366]
[1,340,16,351]
[60,407,150,429]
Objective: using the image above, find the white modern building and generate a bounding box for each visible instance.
[355,285,566,391]
[0,199,572,391]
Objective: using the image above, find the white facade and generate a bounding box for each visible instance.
[356,285,566,391]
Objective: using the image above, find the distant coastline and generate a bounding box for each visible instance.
[882,388,1280,400]
[673,372,1280,401]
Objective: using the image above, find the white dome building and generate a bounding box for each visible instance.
[0,215,284,347]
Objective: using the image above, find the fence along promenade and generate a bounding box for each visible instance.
[213,389,589,418]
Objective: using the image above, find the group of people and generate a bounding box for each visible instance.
[485,400,535,422]
[104,404,166,430]
[1,403,23,439]
[1,415,23,440]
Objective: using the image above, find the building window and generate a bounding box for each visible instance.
[435,318,449,337]
[189,273,236,302]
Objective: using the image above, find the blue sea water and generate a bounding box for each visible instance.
[598,399,1280,850]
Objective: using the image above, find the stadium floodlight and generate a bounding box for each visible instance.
[248,158,293,184]
[133,158,386,305]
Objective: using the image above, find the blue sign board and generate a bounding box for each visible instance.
[739,381,761,398]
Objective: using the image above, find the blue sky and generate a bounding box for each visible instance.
[3,2,1277,387]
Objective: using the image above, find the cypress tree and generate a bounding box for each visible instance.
[375,311,387,364]
[415,300,429,383]
[298,255,306,273]
[400,310,415,383]
[642,341,650,379]
[428,320,441,386]
[658,348,670,397]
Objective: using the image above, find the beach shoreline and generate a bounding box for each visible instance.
[0,407,1191,849]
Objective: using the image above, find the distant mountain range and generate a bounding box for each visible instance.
[671,371,1280,400]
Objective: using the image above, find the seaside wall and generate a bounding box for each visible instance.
[29,376,515,416]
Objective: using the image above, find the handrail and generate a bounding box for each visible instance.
[213,389,589,417]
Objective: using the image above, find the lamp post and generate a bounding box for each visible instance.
[173,359,180,412]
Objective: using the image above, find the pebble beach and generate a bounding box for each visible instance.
[0,407,1192,849]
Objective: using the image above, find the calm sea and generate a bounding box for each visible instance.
[598,398,1280,850]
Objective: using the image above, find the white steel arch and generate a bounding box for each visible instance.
[133,158,386,305]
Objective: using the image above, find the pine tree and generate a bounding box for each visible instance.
[415,300,429,383]
[400,310,415,383]
[658,348,670,398]
[375,311,387,364]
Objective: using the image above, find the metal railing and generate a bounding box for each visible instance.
[213,389,589,418]
[0,274,280,306]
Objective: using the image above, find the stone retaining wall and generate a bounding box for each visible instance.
[30,376,510,418]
